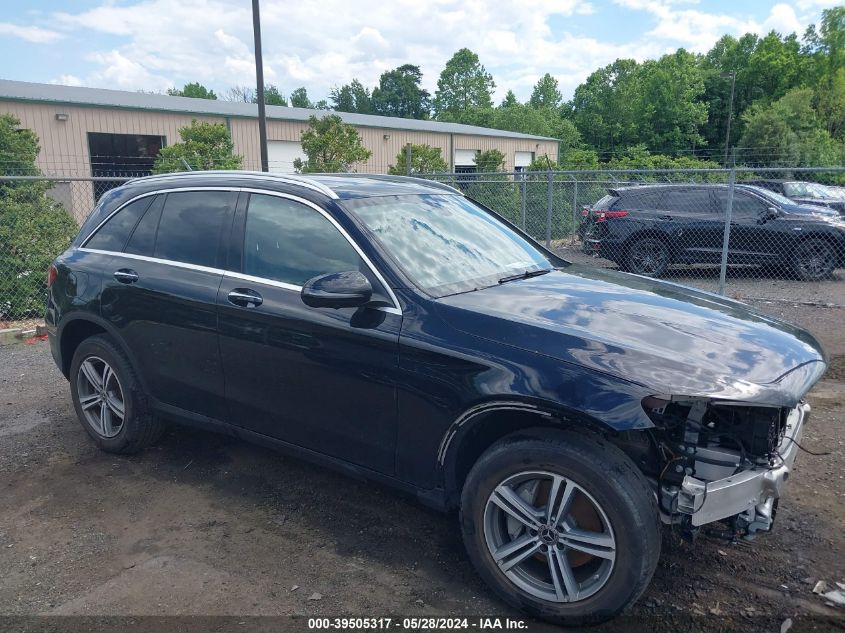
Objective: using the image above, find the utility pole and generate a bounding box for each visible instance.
[721,71,736,168]
[252,0,269,172]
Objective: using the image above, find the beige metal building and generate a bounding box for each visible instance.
[0,79,558,218]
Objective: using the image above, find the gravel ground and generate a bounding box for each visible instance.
[1,281,844,631]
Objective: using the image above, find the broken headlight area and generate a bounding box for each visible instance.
[641,395,798,541]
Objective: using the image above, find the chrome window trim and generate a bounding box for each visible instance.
[78,247,225,276]
[79,186,402,315]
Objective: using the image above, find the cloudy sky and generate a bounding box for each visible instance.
[0,0,840,103]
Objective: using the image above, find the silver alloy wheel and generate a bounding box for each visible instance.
[76,355,125,438]
[629,238,668,275]
[794,240,835,279]
[483,471,616,604]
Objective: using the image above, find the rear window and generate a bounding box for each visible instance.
[591,194,617,210]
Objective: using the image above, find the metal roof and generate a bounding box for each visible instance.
[0,79,558,142]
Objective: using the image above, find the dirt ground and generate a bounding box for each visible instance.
[1,274,844,631]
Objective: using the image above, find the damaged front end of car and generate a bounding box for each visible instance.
[641,395,811,542]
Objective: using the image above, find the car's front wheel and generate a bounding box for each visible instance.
[790,238,837,281]
[70,334,164,454]
[460,430,660,626]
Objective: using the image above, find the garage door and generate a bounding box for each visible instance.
[454,149,478,167]
[267,141,306,173]
[515,151,534,168]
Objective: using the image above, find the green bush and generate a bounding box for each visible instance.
[0,181,77,319]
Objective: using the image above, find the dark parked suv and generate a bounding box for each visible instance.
[580,183,845,279]
[47,172,826,625]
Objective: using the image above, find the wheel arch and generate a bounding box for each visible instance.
[438,400,629,508]
[57,315,148,391]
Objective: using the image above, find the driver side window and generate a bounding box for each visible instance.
[243,194,363,286]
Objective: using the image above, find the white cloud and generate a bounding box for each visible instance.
[15,0,835,103]
[0,22,62,43]
[51,74,84,87]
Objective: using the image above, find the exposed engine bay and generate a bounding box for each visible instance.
[615,397,808,542]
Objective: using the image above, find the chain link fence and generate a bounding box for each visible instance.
[2,168,845,332]
[421,167,845,302]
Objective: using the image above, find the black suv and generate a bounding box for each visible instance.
[580,183,845,279]
[47,172,826,625]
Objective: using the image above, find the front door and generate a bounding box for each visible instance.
[217,192,401,474]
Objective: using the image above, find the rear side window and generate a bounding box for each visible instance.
[615,189,662,209]
[154,191,236,268]
[125,195,164,256]
[84,196,153,251]
[243,194,362,286]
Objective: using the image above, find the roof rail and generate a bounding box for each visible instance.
[311,173,462,195]
[128,170,338,199]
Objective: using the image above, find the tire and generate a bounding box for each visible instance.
[623,236,670,277]
[790,238,836,281]
[460,429,660,626]
[69,334,164,454]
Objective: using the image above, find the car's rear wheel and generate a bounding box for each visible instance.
[623,237,670,277]
[791,238,836,281]
[460,430,660,626]
[70,335,164,454]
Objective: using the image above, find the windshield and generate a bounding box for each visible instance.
[744,185,794,207]
[345,194,552,297]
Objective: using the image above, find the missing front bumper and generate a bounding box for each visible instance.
[677,402,810,528]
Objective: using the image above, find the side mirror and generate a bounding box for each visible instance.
[758,206,780,223]
[301,271,372,309]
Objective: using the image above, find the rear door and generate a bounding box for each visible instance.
[655,188,724,263]
[95,189,237,419]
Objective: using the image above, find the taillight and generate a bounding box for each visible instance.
[594,210,629,223]
[47,264,58,288]
[581,206,590,217]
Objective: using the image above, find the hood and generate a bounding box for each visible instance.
[782,201,842,218]
[436,266,826,406]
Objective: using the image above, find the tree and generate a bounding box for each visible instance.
[433,48,495,119]
[529,73,562,109]
[223,85,256,103]
[260,85,287,106]
[293,114,372,173]
[290,87,313,108]
[570,59,643,153]
[635,50,708,153]
[152,120,243,172]
[167,82,217,99]
[738,87,842,166]
[500,90,519,108]
[371,64,430,119]
[474,149,505,172]
[330,79,372,114]
[387,144,447,175]
[0,114,77,319]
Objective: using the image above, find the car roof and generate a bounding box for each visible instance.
[127,171,460,200]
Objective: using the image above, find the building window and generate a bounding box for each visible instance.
[88,133,165,200]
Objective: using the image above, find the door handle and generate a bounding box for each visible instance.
[227,288,263,307]
[113,269,139,284]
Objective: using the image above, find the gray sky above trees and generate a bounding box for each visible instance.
[0,1,836,103]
